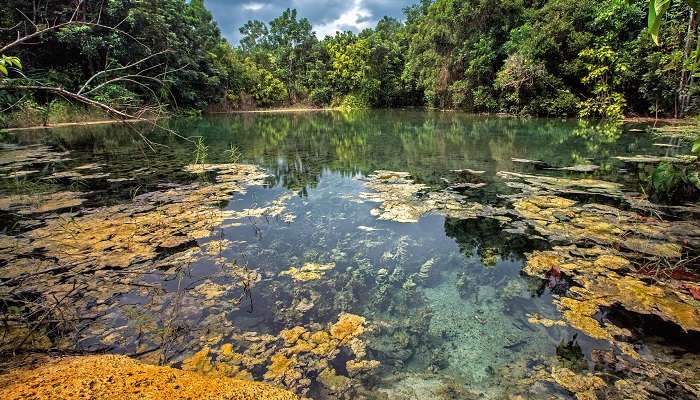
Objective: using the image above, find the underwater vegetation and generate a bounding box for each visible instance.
[1,113,699,399]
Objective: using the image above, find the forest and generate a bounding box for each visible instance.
[1,0,699,125]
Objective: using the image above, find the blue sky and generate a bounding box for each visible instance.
[204,0,417,45]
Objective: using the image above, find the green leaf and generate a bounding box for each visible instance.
[688,170,700,190]
[649,0,671,45]
[0,64,7,76]
[651,161,680,194]
[692,136,700,153]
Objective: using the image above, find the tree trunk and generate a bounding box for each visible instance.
[678,9,696,118]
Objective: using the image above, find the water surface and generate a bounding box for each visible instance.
[0,111,692,399]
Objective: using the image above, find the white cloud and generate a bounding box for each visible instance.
[314,0,373,38]
[242,2,265,11]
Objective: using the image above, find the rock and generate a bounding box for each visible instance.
[614,155,697,164]
[511,158,550,168]
[547,164,600,173]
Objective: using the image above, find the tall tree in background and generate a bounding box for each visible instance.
[267,9,318,102]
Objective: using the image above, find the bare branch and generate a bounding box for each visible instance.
[15,8,38,31]
[77,50,172,95]
[0,21,148,54]
[0,85,191,143]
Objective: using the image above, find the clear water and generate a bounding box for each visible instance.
[0,111,681,398]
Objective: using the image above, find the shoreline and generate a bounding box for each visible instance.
[212,107,339,114]
[0,110,692,132]
[0,118,153,133]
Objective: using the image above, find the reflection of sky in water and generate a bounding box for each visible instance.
[1,111,672,397]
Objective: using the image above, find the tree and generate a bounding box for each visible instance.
[267,9,318,102]
[325,32,379,107]
[240,20,269,56]
[402,0,524,110]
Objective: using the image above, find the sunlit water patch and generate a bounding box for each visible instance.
[1,111,699,399]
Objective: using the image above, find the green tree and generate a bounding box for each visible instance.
[267,9,318,102]
[325,31,379,107]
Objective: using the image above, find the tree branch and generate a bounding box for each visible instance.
[77,50,171,95]
[0,21,148,54]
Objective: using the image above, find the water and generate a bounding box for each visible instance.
[0,111,692,399]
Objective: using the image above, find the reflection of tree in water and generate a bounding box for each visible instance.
[443,216,558,306]
[7,111,646,195]
[443,217,544,261]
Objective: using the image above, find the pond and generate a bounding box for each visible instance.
[1,110,699,399]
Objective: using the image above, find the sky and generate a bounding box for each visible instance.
[204,0,417,45]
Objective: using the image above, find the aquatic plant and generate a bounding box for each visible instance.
[280,262,335,281]
[193,136,209,166]
[225,144,243,165]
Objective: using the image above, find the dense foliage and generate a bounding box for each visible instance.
[1,0,699,119]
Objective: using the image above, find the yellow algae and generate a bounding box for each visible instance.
[527,195,577,209]
[498,171,624,193]
[593,254,630,270]
[0,355,299,400]
[586,274,700,332]
[571,216,623,236]
[182,346,216,375]
[0,191,85,214]
[621,238,682,258]
[613,379,649,399]
[525,246,634,279]
[287,339,317,354]
[317,367,351,392]
[219,346,268,370]
[309,330,332,344]
[359,170,489,223]
[221,343,235,357]
[348,338,367,358]
[310,340,338,357]
[330,313,365,341]
[7,164,268,275]
[193,281,227,300]
[562,308,618,341]
[511,191,695,261]
[551,367,605,400]
[345,359,380,377]
[280,326,307,345]
[553,270,700,338]
[526,313,566,328]
[556,297,632,341]
[523,250,560,276]
[264,354,297,381]
[280,262,335,281]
